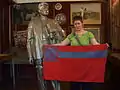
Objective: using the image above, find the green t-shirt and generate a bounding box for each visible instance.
[67,31,94,46]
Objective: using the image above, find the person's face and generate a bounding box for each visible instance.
[38,3,49,16]
[73,20,83,31]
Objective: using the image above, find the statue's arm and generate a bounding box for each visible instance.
[55,21,66,41]
[27,21,34,63]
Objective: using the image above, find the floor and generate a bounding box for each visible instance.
[0,78,38,90]
[0,64,55,90]
[0,75,70,90]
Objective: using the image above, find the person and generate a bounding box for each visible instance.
[27,2,65,90]
[54,16,99,46]
[54,16,100,90]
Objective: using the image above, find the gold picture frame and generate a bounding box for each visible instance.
[70,3,101,25]
[85,27,100,42]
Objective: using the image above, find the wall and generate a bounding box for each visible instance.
[12,0,109,46]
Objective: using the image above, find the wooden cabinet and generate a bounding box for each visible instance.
[0,0,13,83]
[110,1,120,50]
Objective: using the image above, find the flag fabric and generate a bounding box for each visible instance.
[43,44,108,83]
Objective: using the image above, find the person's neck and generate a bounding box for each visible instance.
[75,29,85,34]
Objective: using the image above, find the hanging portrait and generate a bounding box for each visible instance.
[70,3,101,25]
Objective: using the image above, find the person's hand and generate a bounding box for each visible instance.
[106,43,109,47]
[29,57,33,64]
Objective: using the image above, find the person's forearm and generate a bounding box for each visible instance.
[53,43,65,46]
[91,38,100,45]
[94,42,100,45]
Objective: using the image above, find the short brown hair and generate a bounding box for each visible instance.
[72,16,83,23]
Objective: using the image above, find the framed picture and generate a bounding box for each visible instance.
[12,4,38,24]
[70,27,100,42]
[70,3,101,25]
[85,27,100,42]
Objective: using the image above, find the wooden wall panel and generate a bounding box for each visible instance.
[0,8,3,53]
[53,2,70,34]
[0,0,11,53]
[2,6,10,53]
[101,1,110,43]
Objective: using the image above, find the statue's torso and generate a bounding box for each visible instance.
[31,16,63,44]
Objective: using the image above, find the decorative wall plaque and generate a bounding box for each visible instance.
[55,3,62,10]
[55,13,66,25]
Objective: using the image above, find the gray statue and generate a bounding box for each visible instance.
[27,2,65,90]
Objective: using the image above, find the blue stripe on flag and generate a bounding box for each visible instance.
[58,50,107,58]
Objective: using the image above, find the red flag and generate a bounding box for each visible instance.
[43,44,108,83]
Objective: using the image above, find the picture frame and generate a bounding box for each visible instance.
[12,4,38,24]
[70,26,100,42]
[70,3,101,25]
[85,27,100,42]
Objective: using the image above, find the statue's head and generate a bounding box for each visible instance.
[38,2,49,16]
